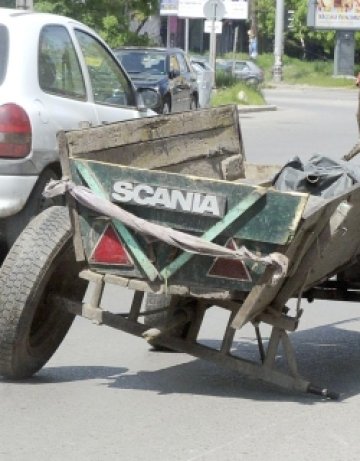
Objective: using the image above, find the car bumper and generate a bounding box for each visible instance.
[0,175,38,218]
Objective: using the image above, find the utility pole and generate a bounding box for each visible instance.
[16,0,33,8]
[273,0,285,82]
[232,25,239,74]
[248,0,258,59]
[203,0,225,88]
[184,18,189,53]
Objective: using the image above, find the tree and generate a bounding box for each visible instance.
[254,0,338,58]
[33,0,159,47]
[0,0,16,6]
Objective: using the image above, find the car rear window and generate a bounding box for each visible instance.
[116,50,167,75]
[0,25,9,85]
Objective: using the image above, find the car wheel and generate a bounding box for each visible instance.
[162,100,171,114]
[246,77,260,87]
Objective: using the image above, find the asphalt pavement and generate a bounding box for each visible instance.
[1,86,360,461]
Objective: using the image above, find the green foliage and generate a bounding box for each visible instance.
[282,56,354,86]
[255,0,337,58]
[256,52,355,87]
[215,71,238,88]
[33,0,158,47]
[256,0,276,38]
[211,82,266,107]
[0,0,15,6]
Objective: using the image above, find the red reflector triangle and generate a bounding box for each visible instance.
[208,239,252,282]
[90,225,133,266]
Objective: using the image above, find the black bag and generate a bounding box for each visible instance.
[272,154,360,199]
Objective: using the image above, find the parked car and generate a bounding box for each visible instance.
[114,47,199,114]
[216,59,264,86]
[189,56,213,108]
[0,8,159,258]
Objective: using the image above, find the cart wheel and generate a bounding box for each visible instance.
[0,206,86,379]
[144,292,171,326]
[144,293,193,351]
[144,293,173,351]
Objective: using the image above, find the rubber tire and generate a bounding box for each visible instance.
[144,292,172,328]
[245,77,259,87]
[144,293,192,352]
[144,293,174,351]
[0,206,86,379]
[5,168,63,249]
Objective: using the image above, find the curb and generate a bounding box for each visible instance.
[237,104,277,113]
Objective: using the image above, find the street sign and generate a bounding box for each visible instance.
[204,20,223,34]
[203,0,226,21]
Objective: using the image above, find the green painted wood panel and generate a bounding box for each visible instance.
[74,160,308,245]
[74,160,160,282]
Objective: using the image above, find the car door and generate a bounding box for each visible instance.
[168,54,184,112]
[234,61,250,80]
[36,24,99,153]
[73,29,144,124]
[176,52,192,110]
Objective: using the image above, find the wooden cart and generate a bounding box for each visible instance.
[1,105,359,399]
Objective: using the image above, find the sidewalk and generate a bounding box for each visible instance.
[237,104,277,113]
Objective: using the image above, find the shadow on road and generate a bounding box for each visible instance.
[1,366,128,384]
[101,317,360,403]
[3,317,359,403]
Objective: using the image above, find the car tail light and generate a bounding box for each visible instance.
[90,224,134,266]
[0,103,32,158]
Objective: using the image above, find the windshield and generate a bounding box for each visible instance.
[117,50,166,76]
[0,25,9,85]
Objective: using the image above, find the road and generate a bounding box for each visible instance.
[1,86,360,461]
[242,85,359,163]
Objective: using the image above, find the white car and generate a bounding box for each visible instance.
[0,8,158,257]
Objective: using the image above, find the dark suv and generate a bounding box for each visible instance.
[114,47,198,114]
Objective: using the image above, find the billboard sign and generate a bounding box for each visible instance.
[225,0,249,20]
[308,0,360,30]
[160,0,179,16]
[161,0,248,20]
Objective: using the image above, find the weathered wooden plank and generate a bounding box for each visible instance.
[72,128,243,175]
[57,131,86,262]
[153,154,245,181]
[300,190,360,289]
[160,189,267,280]
[231,204,333,329]
[231,186,360,330]
[244,162,281,183]
[66,106,242,156]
